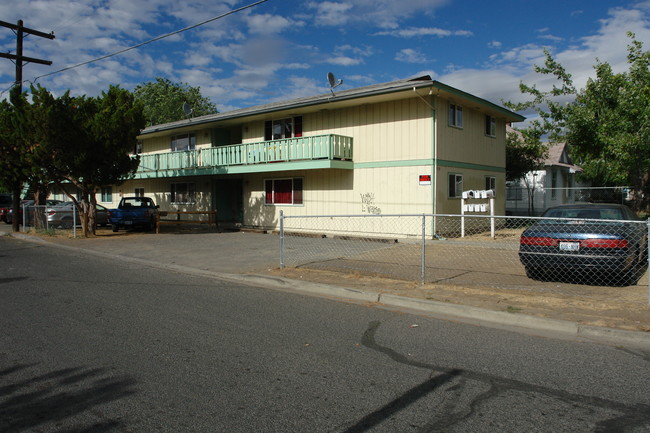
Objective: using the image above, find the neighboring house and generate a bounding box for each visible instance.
[66,75,523,233]
[506,136,583,216]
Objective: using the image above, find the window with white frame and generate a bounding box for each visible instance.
[133,140,143,155]
[171,183,196,204]
[448,104,463,128]
[100,187,112,203]
[264,178,303,205]
[264,116,303,141]
[448,173,463,198]
[485,115,496,137]
[171,133,196,152]
[485,176,496,192]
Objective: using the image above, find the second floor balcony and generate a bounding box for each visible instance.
[135,134,353,179]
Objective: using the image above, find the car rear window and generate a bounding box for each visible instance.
[543,208,623,220]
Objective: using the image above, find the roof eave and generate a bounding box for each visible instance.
[140,76,525,136]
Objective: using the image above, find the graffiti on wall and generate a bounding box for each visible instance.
[360,192,382,215]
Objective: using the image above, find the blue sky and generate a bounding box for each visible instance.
[1,0,648,122]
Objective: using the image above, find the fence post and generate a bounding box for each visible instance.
[421,214,426,285]
[73,203,77,239]
[280,210,285,269]
[22,203,27,233]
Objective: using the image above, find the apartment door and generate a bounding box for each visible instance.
[213,179,243,225]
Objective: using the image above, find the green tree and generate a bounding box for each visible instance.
[505,33,650,211]
[133,77,218,126]
[30,85,145,237]
[0,88,34,232]
[564,36,650,208]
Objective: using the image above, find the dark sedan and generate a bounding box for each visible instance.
[519,204,648,286]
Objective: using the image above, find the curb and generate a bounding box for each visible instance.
[7,232,650,349]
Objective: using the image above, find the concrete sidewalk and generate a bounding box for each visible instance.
[3,225,649,348]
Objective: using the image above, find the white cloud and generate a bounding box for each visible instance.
[395,48,429,64]
[375,27,473,38]
[439,2,650,119]
[1,0,648,115]
[306,1,353,26]
[327,56,364,66]
[246,14,296,35]
[307,0,451,29]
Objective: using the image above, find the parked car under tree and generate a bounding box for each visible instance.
[519,204,648,286]
[46,202,110,229]
[5,199,64,226]
[108,197,159,232]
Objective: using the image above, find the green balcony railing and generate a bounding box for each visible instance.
[137,134,353,173]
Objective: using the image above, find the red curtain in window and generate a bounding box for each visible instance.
[274,179,292,204]
[294,116,303,137]
[265,180,273,204]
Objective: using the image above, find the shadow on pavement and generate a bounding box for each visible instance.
[0,363,136,432]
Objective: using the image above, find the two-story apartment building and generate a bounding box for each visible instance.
[85,75,524,230]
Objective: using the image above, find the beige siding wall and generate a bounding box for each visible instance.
[240,97,433,163]
[435,167,506,215]
[242,166,434,229]
[141,129,214,154]
[435,97,505,169]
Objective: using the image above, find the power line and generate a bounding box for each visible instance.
[0,19,55,93]
[32,0,269,83]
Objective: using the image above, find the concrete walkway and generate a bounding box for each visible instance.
[2,224,649,349]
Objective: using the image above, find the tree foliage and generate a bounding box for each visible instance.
[505,128,547,182]
[133,77,218,126]
[28,85,145,236]
[0,88,36,231]
[505,33,650,211]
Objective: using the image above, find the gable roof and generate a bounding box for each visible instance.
[141,75,525,136]
[544,142,583,172]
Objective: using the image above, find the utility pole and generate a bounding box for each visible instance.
[0,19,55,92]
[0,20,54,232]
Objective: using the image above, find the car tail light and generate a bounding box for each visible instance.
[520,236,558,246]
[580,239,628,248]
[47,210,56,216]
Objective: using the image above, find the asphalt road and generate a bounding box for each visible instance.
[1,236,650,432]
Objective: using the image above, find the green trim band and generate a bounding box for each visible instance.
[354,158,504,173]
[436,159,505,173]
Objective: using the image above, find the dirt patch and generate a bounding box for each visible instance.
[267,267,650,332]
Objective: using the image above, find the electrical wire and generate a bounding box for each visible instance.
[30,0,269,82]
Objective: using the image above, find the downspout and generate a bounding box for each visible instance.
[431,94,437,220]
[413,87,438,237]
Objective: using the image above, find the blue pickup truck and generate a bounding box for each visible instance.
[108,197,159,232]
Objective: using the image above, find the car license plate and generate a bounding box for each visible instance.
[559,241,579,251]
[125,220,133,225]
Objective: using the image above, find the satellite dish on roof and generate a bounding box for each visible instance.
[182,102,193,118]
[327,72,343,95]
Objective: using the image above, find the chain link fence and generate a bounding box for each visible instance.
[279,212,650,300]
[18,204,81,237]
[506,186,637,216]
